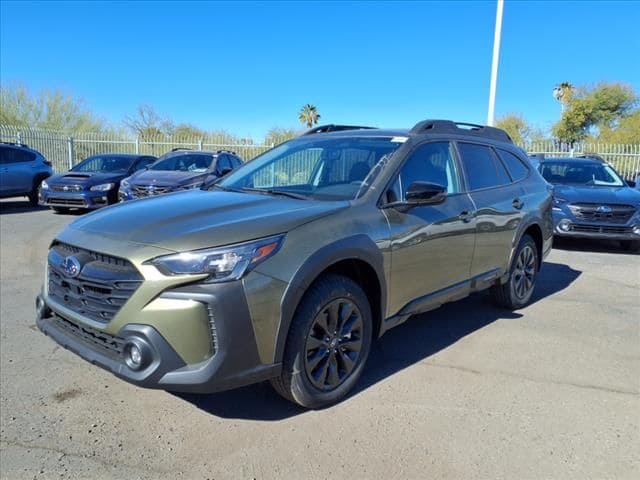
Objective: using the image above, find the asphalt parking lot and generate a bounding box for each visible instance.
[1,199,639,480]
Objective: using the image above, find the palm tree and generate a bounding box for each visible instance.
[298,104,321,128]
[553,82,574,112]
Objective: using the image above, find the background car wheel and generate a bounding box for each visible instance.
[620,240,640,252]
[270,273,373,409]
[491,234,539,310]
[51,207,70,214]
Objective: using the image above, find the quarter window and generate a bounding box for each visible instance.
[496,149,529,182]
[458,143,510,190]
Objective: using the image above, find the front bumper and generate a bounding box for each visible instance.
[36,279,281,393]
[39,189,113,209]
[552,210,640,240]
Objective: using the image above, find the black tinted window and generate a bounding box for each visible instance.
[133,157,155,172]
[0,147,35,164]
[496,149,529,182]
[216,155,232,174]
[389,142,460,202]
[151,154,213,172]
[458,143,510,190]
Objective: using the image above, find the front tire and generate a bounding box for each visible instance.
[491,234,539,309]
[271,274,373,409]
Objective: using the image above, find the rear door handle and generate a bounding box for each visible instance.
[458,210,475,223]
[512,198,524,210]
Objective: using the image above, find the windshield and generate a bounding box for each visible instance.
[540,161,625,187]
[71,156,133,173]
[218,136,404,201]
[150,154,214,172]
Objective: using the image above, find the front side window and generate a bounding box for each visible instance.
[71,156,132,173]
[540,161,625,187]
[150,154,214,172]
[387,142,460,202]
[458,143,511,190]
[219,136,403,201]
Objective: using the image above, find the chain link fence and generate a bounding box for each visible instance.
[2,125,639,180]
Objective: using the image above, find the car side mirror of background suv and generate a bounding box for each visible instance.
[406,181,447,205]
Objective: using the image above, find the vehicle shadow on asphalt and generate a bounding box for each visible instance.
[0,199,48,215]
[0,199,85,216]
[175,261,581,420]
[552,237,639,255]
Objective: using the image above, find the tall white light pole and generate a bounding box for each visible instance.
[487,0,504,126]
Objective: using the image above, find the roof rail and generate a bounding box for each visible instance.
[410,119,513,143]
[170,147,192,152]
[302,124,375,135]
[577,153,606,162]
[0,141,28,148]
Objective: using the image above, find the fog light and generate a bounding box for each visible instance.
[123,340,150,370]
[633,225,640,235]
[558,220,571,232]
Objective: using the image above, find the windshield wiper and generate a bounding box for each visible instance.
[240,187,309,200]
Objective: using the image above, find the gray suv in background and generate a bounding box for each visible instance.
[0,142,52,206]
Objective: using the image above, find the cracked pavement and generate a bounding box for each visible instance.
[1,199,639,479]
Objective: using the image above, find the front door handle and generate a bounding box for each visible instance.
[458,210,474,223]
[512,198,524,210]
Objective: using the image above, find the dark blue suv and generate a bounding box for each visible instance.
[39,154,157,213]
[537,156,640,251]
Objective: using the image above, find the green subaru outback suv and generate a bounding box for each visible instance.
[36,120,553,408]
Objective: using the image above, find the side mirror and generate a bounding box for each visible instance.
[219,167,233,177]
[626,180,636,188]
[405,181,447,205]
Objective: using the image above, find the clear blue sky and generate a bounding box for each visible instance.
[1,0,639,140]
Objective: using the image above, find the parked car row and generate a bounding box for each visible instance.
[36,148,244,212]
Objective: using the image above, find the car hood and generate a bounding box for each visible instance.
[553,184,640,205]
[48,171,126,188]
[68,190,349,252]
[129,170,211,187]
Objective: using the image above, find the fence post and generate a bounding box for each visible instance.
[67,136,75,169]
[135,135,140,154]
[16,131,22,145]
[198,139,203,151]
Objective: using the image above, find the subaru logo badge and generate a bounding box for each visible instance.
[596,205,612,214]
[61,256,81,278]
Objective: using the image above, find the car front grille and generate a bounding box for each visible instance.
[568,203,636,224]
[132,185,173,198]
[51,312,125,358]
[46,197,87,206]
[51,184,83,192]
[570,224,633,234]
[47,241,143,324]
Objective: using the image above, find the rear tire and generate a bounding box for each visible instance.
[620,240,640,252]
[271,274,372,409]
[51,207,70,214]
[491,234,539,310]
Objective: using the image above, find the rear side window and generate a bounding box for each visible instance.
[496,149,529,182]
[458,143,511,190]
[0,147,35,164]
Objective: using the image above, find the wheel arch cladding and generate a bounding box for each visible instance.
[522,223,543,269]
[275,235,386,363]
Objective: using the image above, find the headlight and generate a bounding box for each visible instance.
[121,178,130,189]
[40,180,49,189]
[149,234,285,282]
[90,183,115,191]
[553,196,568,206]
